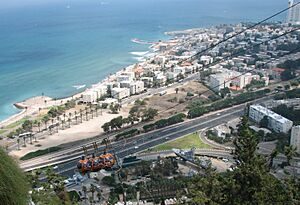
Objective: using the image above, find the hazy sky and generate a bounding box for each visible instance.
[0,0,63,9]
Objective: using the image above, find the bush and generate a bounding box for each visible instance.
[102,176,116,186]
[143,123,156,132]
[20,146,61,160]
[115,129,139,141]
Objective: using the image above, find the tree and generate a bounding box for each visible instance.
[22,120,33,132]
[284,145,297,165]
[142,108,158,121]
[175,88,179,94]
[269,148,278,169]
[0,148,29,205]
[190,116,293,204]
[102,122,110,133]
[90,184,96,204]
[259,116,269,129]
[281,69,296,81]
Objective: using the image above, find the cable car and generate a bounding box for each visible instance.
[77,139,117,174]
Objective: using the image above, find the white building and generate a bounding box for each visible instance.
[116,72,135,82]
[249,105,293,133]
[209,73,230,91]
[291,126,300,153]
[82,90,98,103]
[287,0,300,25]
[111,88,130,100]
[130,81,145,95]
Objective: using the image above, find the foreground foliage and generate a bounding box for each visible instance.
[0,148,29,205]
[188,117,300,205]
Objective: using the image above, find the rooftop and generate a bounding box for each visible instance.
[250,105,292,124]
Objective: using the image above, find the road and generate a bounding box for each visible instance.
[21,94,277,177]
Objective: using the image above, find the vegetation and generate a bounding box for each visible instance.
[115,129,140,141]
[206,130,231,144]
[188,89,270,119]
[189,117,300,204]
[151,133,211,151]
[143,113,186,132]
[273,104,300,125]
[28,167,75,204]
[20,146,62,160]
[0,148,29,205]
[274,88,300,100]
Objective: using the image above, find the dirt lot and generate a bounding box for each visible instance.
[145,81,216,118]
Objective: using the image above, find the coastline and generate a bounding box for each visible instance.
[0,38,162,128]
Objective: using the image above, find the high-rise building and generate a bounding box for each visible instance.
[290,126,300,153]
[287,0,300,25]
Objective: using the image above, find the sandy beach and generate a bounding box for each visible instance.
[10,109,128,158]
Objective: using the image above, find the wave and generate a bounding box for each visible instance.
[73,84,86,90]
[130,51,149,56]
[132,56,146,62]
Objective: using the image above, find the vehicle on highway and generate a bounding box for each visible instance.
[134,146,139,149]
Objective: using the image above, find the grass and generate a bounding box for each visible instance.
[5,117,29,129]
[150,133,211,152]
[20,146,62,161]
[0,129,7,135]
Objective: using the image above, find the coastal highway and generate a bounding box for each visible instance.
[21,95,275,176]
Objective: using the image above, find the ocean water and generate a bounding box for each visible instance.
[0,0,286,121]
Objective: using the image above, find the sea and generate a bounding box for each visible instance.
[0,0,286,121]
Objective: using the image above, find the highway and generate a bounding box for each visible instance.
[20,95,276,176]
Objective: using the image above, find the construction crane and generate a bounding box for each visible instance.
[77,138,117,174]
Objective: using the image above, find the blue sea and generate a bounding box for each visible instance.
[0,0,286,121]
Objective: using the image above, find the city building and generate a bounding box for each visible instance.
[129,81,145,95]
[290,126,300,153]
[82,90,98,103]
[249,105,293,133]
[287,0,300,25]
[209,73,230,91]
[111,88,130,100]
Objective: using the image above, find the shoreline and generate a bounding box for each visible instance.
[0,38,163,127]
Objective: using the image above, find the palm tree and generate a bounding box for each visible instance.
[61,120,65,129]
[90,184,96,204]
[56,116,60,130]
[17,138,20,150]
[95,106,99,117]
[269,148,278,169]
[175,88,179,94]
[68,112,72,124]
[85,107,89,121]
[96,191,101,203]
[68,118,71,128]
[74,110,78,124]
[37,122,41,133]
[23,136,26,147]
[63,113,66,124]
[79,109,83,123]
[284,145,297,165]
[82,186,87,203]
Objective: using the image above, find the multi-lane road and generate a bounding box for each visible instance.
[21,95,277,176]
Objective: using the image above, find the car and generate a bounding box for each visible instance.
[165,137,169,140]
[134,146,139,149]
[222,158,229,163]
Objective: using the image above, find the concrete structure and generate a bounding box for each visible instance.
[130,81,145,95]
[111,88,130,100]
[291,126,300,153]
[82,90,98,103]
[209,73,230,91]
[287,0,300,25]
[249,105,293,133]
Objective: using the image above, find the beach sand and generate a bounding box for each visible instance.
[10,109,128,158]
